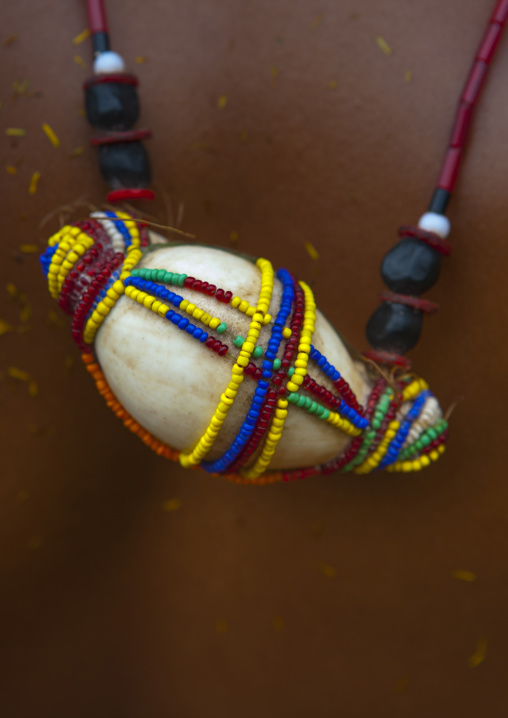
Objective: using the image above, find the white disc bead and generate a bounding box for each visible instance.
[417,212,451,239]
[93,51,126,75]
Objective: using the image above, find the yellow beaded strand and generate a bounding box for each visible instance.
[179,257,274,469]
[178,298,223,329]
[57,232,95,292]
[286,280,315,393]
[241,279,318,479]
[83,217,143,345]
[402,377,429,401]
[231,295,272,324]
[114,210,141,249]
[325,409,362,437]
[354,420,401,474]
[124,284,230,333]
[386,443,446,472]
[241,398,289,479]
[47,226,83,299]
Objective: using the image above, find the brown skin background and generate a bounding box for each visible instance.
[1,0,508,715]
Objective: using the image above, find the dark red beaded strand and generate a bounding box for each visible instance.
[228,279,304,473]
[320,377,387,475]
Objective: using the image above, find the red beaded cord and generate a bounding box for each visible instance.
[107,189,156,202]
[362,350,412,370]
[228,279,305,474]
[332,374,364,415]
[204,335,229,357]
[435,0,508,194]
[59,245,100,316]
[85,0,108,34]
[379,291,439,315]
[320,377,387,476]
[71,251,123,350]
[397,226,452,257]
[302,374,342,411]
[83,74,139,88]
[139,224,150,247]
[91,128,152,146]
[421,430,449,455]
[57,220,113,315]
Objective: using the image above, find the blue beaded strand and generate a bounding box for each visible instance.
[85,270,121,323]
[104,211,132,248]
[378,389,431,469]
[201,269,296,474]
[308,345,369,430]
[123,276,210,343]
[40,245,57,278]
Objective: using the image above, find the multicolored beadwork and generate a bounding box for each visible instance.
[40,210,448,483]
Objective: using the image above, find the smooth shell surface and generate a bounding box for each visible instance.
[95,244,372,470]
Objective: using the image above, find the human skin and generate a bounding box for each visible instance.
[1,1,508,717]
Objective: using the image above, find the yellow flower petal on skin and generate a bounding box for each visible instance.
[29,171,41,195]
[311,14,323,29]
[163,498,182,512]
[376,36,392,56]
[304,241,319,260]
[72,28,90,45]
[0,319,13,335]
[8,366,30,382]
[469,638,487,667]
[451,569,476,582]
[42,123,60,148]
[319,563,337,578]
[73,54,87,70]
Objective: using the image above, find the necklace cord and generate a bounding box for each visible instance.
[430,0,508,214]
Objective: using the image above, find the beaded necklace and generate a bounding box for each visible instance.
[40,0,508,483]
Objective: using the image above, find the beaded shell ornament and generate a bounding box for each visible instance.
[40,0,508,484]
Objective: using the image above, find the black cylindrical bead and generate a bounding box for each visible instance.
[92,32,110,55]
[98,141,151,188]
[366,302,423,355]
[428,188,451,214]
[85,82,140,131]
[381,237,441,295]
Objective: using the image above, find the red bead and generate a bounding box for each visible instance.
[184,276,195,288]
[92,128,152,146]
[218,345,228,357]
[223,291,232,303]
[107,188,156,203]
[492,0,508,24]
[461,60,488,106]
[449,103,473,149]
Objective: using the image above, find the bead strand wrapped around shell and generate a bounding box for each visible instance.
[40,211,448,484]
